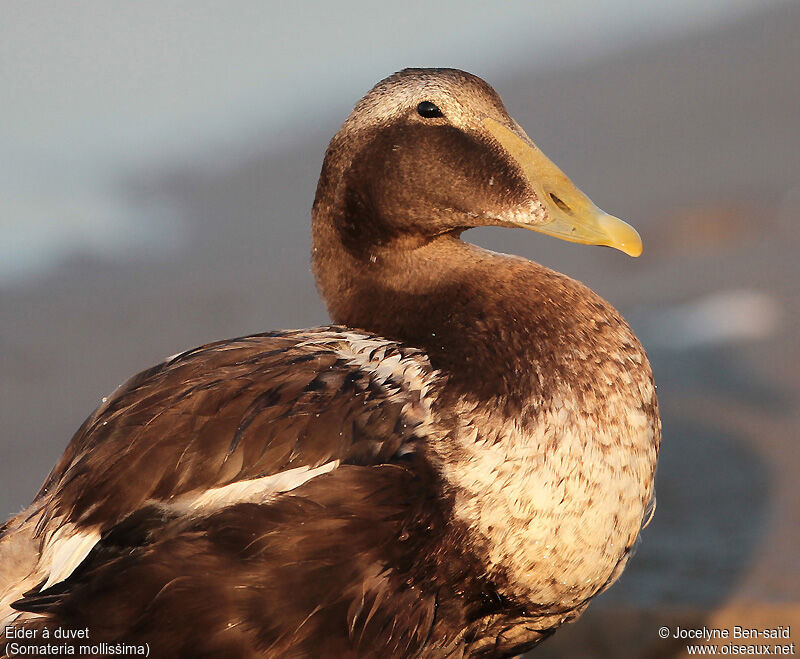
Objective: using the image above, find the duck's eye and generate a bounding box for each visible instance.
[417,101,443,119]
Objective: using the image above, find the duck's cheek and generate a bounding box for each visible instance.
[350,125,533,234]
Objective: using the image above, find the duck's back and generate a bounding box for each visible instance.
[1,329,463,656]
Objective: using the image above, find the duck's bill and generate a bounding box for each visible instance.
[484,117,642,257]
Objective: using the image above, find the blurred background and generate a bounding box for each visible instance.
[1,2,798,656]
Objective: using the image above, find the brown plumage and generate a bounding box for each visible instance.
[1,69,659,658]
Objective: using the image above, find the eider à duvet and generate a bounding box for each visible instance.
[0,69,659,657]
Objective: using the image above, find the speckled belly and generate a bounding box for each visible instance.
[439,388,658,609]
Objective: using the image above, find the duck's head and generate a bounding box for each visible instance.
[312,68,641,273]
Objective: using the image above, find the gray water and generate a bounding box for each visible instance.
[1,0,785,282]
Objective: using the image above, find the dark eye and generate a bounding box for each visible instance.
[417,101,443,118]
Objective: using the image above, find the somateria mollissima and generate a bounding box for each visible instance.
[0,68,659,658]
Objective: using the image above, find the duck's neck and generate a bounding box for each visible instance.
[312,218,629,412]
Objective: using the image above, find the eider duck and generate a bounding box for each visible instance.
[1,68,659,658]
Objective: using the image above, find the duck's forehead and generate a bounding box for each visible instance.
[354,68,510,127]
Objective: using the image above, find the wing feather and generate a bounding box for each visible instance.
[25,327,439,594]
[13,464,445,657]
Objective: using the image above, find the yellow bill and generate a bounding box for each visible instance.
[484,117,642,257]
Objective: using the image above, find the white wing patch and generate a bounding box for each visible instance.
[169,460,341,514]
[39,523,102,590]
[33,460,340,593]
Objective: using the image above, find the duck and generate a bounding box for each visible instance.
[0,68,659,658]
